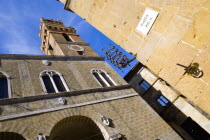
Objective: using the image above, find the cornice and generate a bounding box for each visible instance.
[64,0,74,12]
[0,54,104,61]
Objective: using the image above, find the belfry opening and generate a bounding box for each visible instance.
[50,116,105,140]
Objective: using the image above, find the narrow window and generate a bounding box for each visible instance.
[40,70,70,93]
[42,75,55,93]
[93,72,107,87]
[0,76,8,99]
[53,75,66,92]
[62,33,72,42]
[101,72,115,86]
[157,95,169,107]
[0,71,11,99]
[91,69,117,87]
[140,80,150,91]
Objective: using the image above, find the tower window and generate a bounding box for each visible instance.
[157,95,169,107]
[91,69,117,87]
[0,71,11,99]
[62,33,72,42]
[77,51,84,55]
[48,44,53,50]
[139,80,150,91]
[39,70,70,93]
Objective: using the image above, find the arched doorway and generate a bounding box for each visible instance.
[0,132,26,140]
[50,116,105,140]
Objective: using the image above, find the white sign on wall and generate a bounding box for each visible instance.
[136,8,159,35]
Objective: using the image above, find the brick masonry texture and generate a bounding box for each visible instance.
[0,58,126,97]
[0,97,181,140]
[0,56,181,139]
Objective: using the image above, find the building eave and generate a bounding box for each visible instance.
[0,54,104,61]
[64,0,74,12]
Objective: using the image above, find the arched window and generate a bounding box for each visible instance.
[91,69,117,87]
[39,70,70,93]
[0,71,11,99]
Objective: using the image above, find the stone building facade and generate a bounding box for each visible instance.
[124,64,210,139]
[57,0,210,139]
[0,19,181,139]
[58,0,210,115]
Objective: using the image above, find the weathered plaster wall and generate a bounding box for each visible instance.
[64,0,210,114]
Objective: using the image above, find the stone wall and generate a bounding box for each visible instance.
[128,67,210,135]
[0,55,181,140]
[49,32,99,57]
[0,55,125,97]
[0,91,181,140]
[62,0,210,115]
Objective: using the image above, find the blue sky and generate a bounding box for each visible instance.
[0,0,137,77]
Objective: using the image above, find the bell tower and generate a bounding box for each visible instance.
[39,17,98,56]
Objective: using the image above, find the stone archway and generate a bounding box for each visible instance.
[0,132,26,140]
[49,115,105,140]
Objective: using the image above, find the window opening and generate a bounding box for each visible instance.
[91,69,117,87]
[0,71,11,99]
[62,33,72,42]
[157,95,169,107]
[77,51,84,55]
[53,75,66,92]
[48,44,53,50]
[0,77,8,99]
[92,72,107,87]
[42,75,55,93]
[140,80,150,91]
[40,70,70,93]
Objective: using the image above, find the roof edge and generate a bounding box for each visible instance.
[0,54,104,61]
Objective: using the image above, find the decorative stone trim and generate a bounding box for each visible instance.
[101,116,110,126]
[0,54,104,61]
[108,133,122,140]
[42,60,51,66]
[0,84,131,105]
[68,45,85,52]
[0,92,138,122]
[55,40,89,46]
